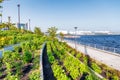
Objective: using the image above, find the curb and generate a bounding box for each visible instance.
[40,43,46,80]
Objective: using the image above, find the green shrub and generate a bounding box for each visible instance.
[85,74,93,80]
[91,63,102,74]
[31,45,36,52]
[23,51,32,63]
[111,75,119,80]
[76,53,81,59]
[33,56,39,69]
[83,56,88,65]
[29,69,40,80]
[14,46,22,53]
[52,63,69,80]
[5,75,19,80]
[48,54,55,64]
[71,51,75,56]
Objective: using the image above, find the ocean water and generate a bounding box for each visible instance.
[65,35,120,53]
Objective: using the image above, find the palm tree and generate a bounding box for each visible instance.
[0,23,6,29]
[0,0,3,3]
[0,0,3,17]
[60,32,64,41]
[34,27,43,35]
[47,27,58,40]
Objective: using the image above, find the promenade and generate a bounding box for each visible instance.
[66,41,120,71]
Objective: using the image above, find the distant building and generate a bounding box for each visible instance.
[57,30,93,35]
[17,23,28,30]
[57,30,68,34]
[94,31,112,35]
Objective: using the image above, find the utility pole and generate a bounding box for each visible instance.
[8,16,11,23]
[17,4,20,29]
[74,27,78,51]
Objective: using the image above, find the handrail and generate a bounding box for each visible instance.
[0,41,29,58]
[0,43,20,58]
[65,39,120,56]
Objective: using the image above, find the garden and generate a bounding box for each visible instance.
[0,28,45,80]
[46,40,120,80]
[0,26,120,80]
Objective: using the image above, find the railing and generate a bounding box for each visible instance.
[64,39,120,55]
[0,41,28,58]
[0,44,20,58]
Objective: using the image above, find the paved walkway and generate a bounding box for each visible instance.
[66,41,120,71]
[0,44,20,58]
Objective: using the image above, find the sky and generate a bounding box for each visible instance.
[1,0,120,32]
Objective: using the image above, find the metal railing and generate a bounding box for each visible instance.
[0,44,20,58]
[64,39,120,55]
[0,41,29,58]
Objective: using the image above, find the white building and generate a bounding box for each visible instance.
[57,30,93,35]
[57,30,68,34]
[94,31,112,35]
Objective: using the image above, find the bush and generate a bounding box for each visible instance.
[85,74,93,80]
[14,46,22,53]
[23,51,32,63]
[76,53,82,59]
[48,54,55,64]
[83,56,88,65]
[111,75,119,80]
[29,69,40,80]
[91,63,102,74]
[71,50,75,56]
[5,75,19,80]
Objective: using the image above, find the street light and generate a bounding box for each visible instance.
[74,27,78,51]
[8,16,11,23]
[17,4,20,29]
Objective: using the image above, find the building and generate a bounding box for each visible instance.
[57,30,93,35]
[17,23,28,30]
[94,31,112,35]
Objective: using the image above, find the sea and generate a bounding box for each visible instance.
[64,35,120,54]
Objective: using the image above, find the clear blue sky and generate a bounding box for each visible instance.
[1,0,120,32]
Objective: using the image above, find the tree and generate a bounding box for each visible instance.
[34,27,43,35]
[59,32,64,41]
[0,23,6,29]
[47,27,57,40]
[0,0,3,17]
[0,0,3,3]
[0,0,3,7]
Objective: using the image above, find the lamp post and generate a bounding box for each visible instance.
[17,4,20,29]
[74,27,78,51]
[8,16,11,23]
